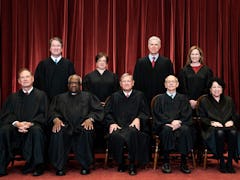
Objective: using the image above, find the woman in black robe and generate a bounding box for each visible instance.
[198,77,238,173]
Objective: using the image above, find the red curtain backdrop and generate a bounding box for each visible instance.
[0,0,240,112]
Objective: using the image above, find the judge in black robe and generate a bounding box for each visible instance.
[34,37,75,101]
[197,77,238,173]
[152,75,192,174]
[133,36,174,106]
[48,74,104,176]
[0,69,48,176]
[83,69,119,102]
[82,52,119,102]
[178,64,213,100]
[105,73,150,175]
[177,46,213,155]
[82,53,119,152]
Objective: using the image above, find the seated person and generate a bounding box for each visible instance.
[105,73,150,175]
[152,75,193,174]
[0,68,48,176]
[48,74,104,176]
[198,77,238,173]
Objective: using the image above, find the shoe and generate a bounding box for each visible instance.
[219,162,227,173]
[21,162,34,174]
[226,164,236,173]
[80,168,90,175]
[117,163,126,172]
[56,170,66,176]
[128,164,137,176]
[162,163,172,173]
[32,164,44,176]
[180,164,191,174]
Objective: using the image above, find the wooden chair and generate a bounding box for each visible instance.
[195,94,214,169]
[151,94,196,170]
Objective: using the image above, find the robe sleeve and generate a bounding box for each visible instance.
[197,97,212,130]
[136,93,150,132]
[82,75,90,91]
[104,95,117,128]
[177,69,188,96]
[178,95,192,125]
[152,95,173,132]
[30,91,49,126]
[48,95,65,126]
[0,95,18,125]
[87,94,104,122]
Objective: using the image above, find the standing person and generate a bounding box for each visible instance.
[198,77,238,173]
[48,74,104,176]
[105,73,150,175]
[0,68,48,176]
[178,46,213,160]
[82,52,119,104]
[34,37,75,101]
[133,36,174,106]
[152,75,193,174]
[178,45,213,111]
[82,52,119,152]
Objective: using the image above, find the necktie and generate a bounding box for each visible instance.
[126,93,130,98]
[152,57,155,68]
[55,59,58,64]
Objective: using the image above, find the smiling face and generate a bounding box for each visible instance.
[120,74,134,92]
[148,37,161,55]
[68,75,81,93]
[50,39,62,57]
[190,49,201,63]
[96,56,108,70]
[210,81,223,98]
[18,70,34,88]
[164,75,179,92]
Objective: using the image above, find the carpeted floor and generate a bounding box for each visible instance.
[2,158,240,180]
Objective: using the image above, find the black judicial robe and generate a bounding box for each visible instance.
[48,91,104,170]
[178,65,213,100]
[152,93,193,154]
[0,88,48,173]
[133,56,174,105]
[198,94,238,155]
[82,70,119,102]
[105,90,150,164]
[34,57,75,100]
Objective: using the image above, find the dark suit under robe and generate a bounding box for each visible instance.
[105,90,150,165]
[152,93,193,155]
[48,91,104,170]
[0,88,48,174]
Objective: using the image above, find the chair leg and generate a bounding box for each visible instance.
[191,149,196,169]
[153,147,158,170]
[153,138,159,170]
[104,148,108,169]
[203,149,207,169]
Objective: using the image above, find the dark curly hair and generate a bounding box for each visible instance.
[207,77,225,93]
